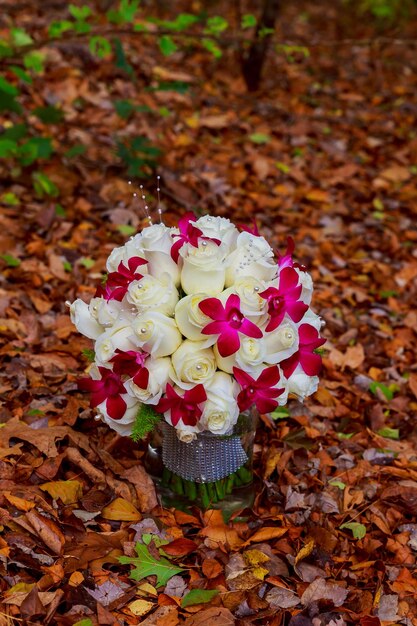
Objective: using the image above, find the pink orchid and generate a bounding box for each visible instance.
[280,324,326,378]
[109,349,149,389]
[260,267,308,332]
[78,366,127,420]
[239,219,260,237]
[155,383,206,427]
[233,366,285,414]
[276,237,306,271]
[102,256,148,301]
[199,294,263,358]
[171,212,220,262]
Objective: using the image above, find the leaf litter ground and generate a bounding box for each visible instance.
[0,1,417,625]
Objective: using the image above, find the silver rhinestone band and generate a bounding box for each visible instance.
[161,423,248,483]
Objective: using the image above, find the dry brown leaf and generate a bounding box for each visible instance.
[301,577,348,607]
[25,510,65,555]
[3,492,36,512]
[121,465,158,512]
[39,480,83,504]
[101,497,141,521]
[295,539,315,565]
[265,586,301,609]
[242,526,287,546]
[380,165,411,183]
[0,419,90,458]
[328,344,365,371]
[200,510,243,550]
[183,607,235,625]
[409,373,417,399]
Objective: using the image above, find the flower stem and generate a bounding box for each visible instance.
[160,465,253,509]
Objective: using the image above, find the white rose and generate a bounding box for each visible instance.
[201,372,240,435]
[177,428,198,443]
[171,340,216,390]
[106,245,126,272]
[287,366,319,401]
[195,215,239,249]
[174,293,215,343]
[214,336,266,374]
[264,320,299,364]
[222,276,269,324]
[127,357,171,405]
[180,240,226,295]
[69,299,104,339]
[295,268,314,305]
[106,234,149,274]
[140,223,181,286]
[97,394,140,437]
[89,297,123,327]
[225,232,277,286]
[95,323,136,364]
[132,311,182,358]
[127,273,179,316]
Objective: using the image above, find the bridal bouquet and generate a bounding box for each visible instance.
[70,213,324,440]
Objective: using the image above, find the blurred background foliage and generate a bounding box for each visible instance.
[0,0,416,204]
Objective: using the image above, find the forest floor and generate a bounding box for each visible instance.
[0,1,417,625]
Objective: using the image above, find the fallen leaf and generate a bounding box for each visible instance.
[121,464,158,512]
[128,599,154,617]
[86,579,129,606]
[202,558,223,579]
[119,542,184,587]
[301,578,348,607]
[380,165,411,183]
[163,538,198,556]
[181,589,219,608]
[295,539,315,565]
[265,586,301,609]
[26,510,64,555]
[328,344,365,371]
[242,526,287,546]
[183,607,235,625]
[200,510,243,550]
[101,498,141,522]
[409,372,417,399]
[3,492,36,512]
[39,480,83,504]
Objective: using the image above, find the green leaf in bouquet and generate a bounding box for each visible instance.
[82,349,96,362]
[119,541,184,586]
[131,404,161,442]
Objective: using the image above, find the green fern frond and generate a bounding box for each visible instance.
[131,403,161,441]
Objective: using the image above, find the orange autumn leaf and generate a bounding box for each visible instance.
[101,498,141,522]
[242,527,288,546]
